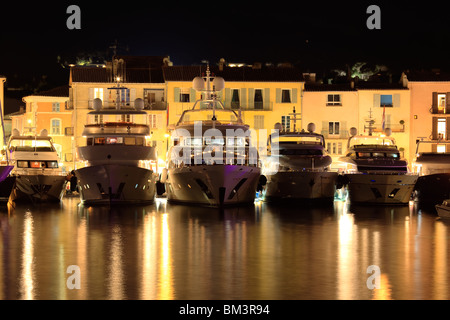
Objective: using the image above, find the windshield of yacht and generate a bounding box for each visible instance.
[275,135,323,145]
[179,109,240,124]
[9,138,55,152]
[182,136,247,146]
[349,135,395,148]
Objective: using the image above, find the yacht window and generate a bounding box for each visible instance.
[136,137,144,146]
[94,138,106,145]
[47,161,59,168]
[124,137,136,145]
[107,137,123,144]
[184,138,202,146]
[204,137,224,145]
[357,152,371,158]
[386,153,399,158]
[372,152,385,158]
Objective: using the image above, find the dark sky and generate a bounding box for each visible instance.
[1,1,450,92]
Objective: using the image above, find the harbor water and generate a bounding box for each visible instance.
[0,195,449,300]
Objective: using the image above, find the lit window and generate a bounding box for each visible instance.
[380,95,393,107]
[438,94,446,114]
[51,119,61,135]
[327,94,341,106]
[438,118,446,139]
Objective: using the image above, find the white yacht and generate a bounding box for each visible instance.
[8,129,67,203]
[262,123,338,202]
[75,98,158,205]
[411,139,450,205]
[163,69,261,207]
[338,127,418,205]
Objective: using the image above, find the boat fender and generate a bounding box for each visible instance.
[160,168,168,183]
[336,174,350,189]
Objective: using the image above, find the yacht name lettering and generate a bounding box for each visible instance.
[179,304,214,317]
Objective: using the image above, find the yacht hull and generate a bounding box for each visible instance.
[76,164,156,206]
[166,165,260,207]
[10,174,67,203]
[414,173,450,205]
[345,173,418,205]
[264,171,338,202]
[436,202,450,219]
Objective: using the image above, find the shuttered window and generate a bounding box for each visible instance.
[432,117,450,140]
[254,115,264,130]
[431,92,450,114]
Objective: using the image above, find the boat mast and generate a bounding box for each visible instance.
[207,66,217,128]
[364,108,375,136]
[288,106,300,133]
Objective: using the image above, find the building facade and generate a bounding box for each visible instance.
[303,80,411,166]
[14,85,72,171]
[405,70,450,165]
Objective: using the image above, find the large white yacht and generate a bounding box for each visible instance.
[338,127,418,205]
[75,97,158,205]
[163,68,261,207]
[262,122,339,202]
[7,129,67,203]
[411,139,450,205]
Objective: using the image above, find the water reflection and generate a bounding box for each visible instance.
[20,210,34,300]
[0,197,450,299]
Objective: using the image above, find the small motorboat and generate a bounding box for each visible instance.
[435,199,450,219]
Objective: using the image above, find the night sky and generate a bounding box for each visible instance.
[1,1,450,104]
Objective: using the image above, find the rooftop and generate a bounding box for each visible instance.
[162,65,304,82]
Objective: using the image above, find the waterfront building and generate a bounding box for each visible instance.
[14,85,73,171]
[303,79,411,166]
[403,70,450,164]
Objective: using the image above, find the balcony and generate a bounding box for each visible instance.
[227,101,273,111]
[88,100,167,110]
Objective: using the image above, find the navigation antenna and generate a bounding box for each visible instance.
[364,107,376,136]
[289,106,301,133]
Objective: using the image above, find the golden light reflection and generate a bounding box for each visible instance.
[158,213,173,300]
[141,213,157,299]
[337,209,357,300]
[77,217,88,299]
[20,210,34,300]
[433,221,447,299]
[372,273,392,300]
[108,225,124,300]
